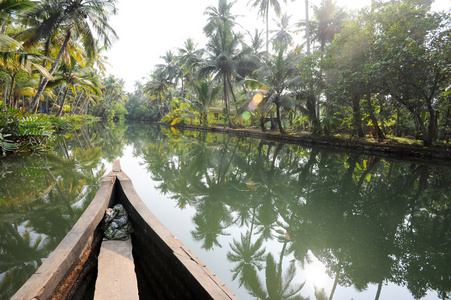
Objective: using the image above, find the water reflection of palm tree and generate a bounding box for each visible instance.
[191,199,232,250]
[244,250,307,300]
[227,231,266,286]
[254,202,278,240]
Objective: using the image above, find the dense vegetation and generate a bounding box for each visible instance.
[1,0,450,156]
[134,0,450,147]
[0,0,127,153]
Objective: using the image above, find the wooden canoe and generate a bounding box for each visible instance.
[12,160,238,300]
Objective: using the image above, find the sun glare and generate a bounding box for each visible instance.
[304,251,331,290]
[249,93,263,111]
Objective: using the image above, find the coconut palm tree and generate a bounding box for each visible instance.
[0,0,35,49]
[21,0,118,113]
[248,0,287,52]
[204,0,238,36]
[254,42,300,134]
[144,69,172,118]
[305,0,311,54]
[297,0,346,52]
[155,50,182,88]
[178,38,204,97]
[96,75,126,118]
[0,51,51,108]
[46,56,100,116]
[199,10,247,128]
[190,80,222,125]
[270,13,295,47]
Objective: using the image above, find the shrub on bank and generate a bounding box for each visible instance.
[0,109,97,156]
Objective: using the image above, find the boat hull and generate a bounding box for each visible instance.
[12,160,237,300]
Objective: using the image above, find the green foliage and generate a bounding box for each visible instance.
[105,102,128,122]
[0,109,94,154]
[0,129,17,156]
[162,98,196,126]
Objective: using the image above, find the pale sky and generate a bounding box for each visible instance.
[106,0,450,92]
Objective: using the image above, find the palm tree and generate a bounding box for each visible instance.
[305,0,311,54]
[96,75,126,118]
[155,50,182,88]
[254,42,300,133]
[46,56,100,116]
[270,13,295,47]
[298,0,346,52]
[21,0,118,113]
[204,0,238,36]
[190,80,222,125]
[0,0,35,49]
[178,38,204,97]
[248,0,287,52]
[245,28,266,56]
[243,250,307,300]
[200,10,247,128]
[0,51,51,108]
[144,69,171,117]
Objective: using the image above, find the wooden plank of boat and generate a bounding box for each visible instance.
[11,160,239,300]
[94,239,139,300]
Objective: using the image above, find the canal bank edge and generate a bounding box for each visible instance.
[165,123,451,166]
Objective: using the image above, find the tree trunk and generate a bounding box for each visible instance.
[28,30,72,113]
[266,8,269,52]
[305,0,310,54]
[366,92,385,139]
[79,96,90,115]
[8,74,16,108]
[223,73,235,128]
[306,93,320,135]
[276,102,285,134]
[260,114,266,131]
[352,94,364,137]
[72,91,84,115]
[425,99,437,146]
[375,281,382,300]
[1,82,7,111]
[56,87,69,117]
[329,268,340,300]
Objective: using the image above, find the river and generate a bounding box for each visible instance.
[1,121,450,299]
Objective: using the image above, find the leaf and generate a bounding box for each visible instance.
[31,62,54,81]
[0,33,21,50]
[171,118,181,126]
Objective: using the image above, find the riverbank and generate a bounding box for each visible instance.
[169,124,451,165]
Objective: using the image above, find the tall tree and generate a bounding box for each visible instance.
[204,0,238,36]
[254,42,299,134]
[200,0,247,128]
[190,80,221,125]
[248,0,287,52]
[21,0,118,112]
[178,38,204,97]
[296,0,346,52]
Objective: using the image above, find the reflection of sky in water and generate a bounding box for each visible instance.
[116,145,439,300]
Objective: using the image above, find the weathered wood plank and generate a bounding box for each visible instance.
[94,239,139,300]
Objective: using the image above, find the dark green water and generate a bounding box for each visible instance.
[1,121,450,299]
